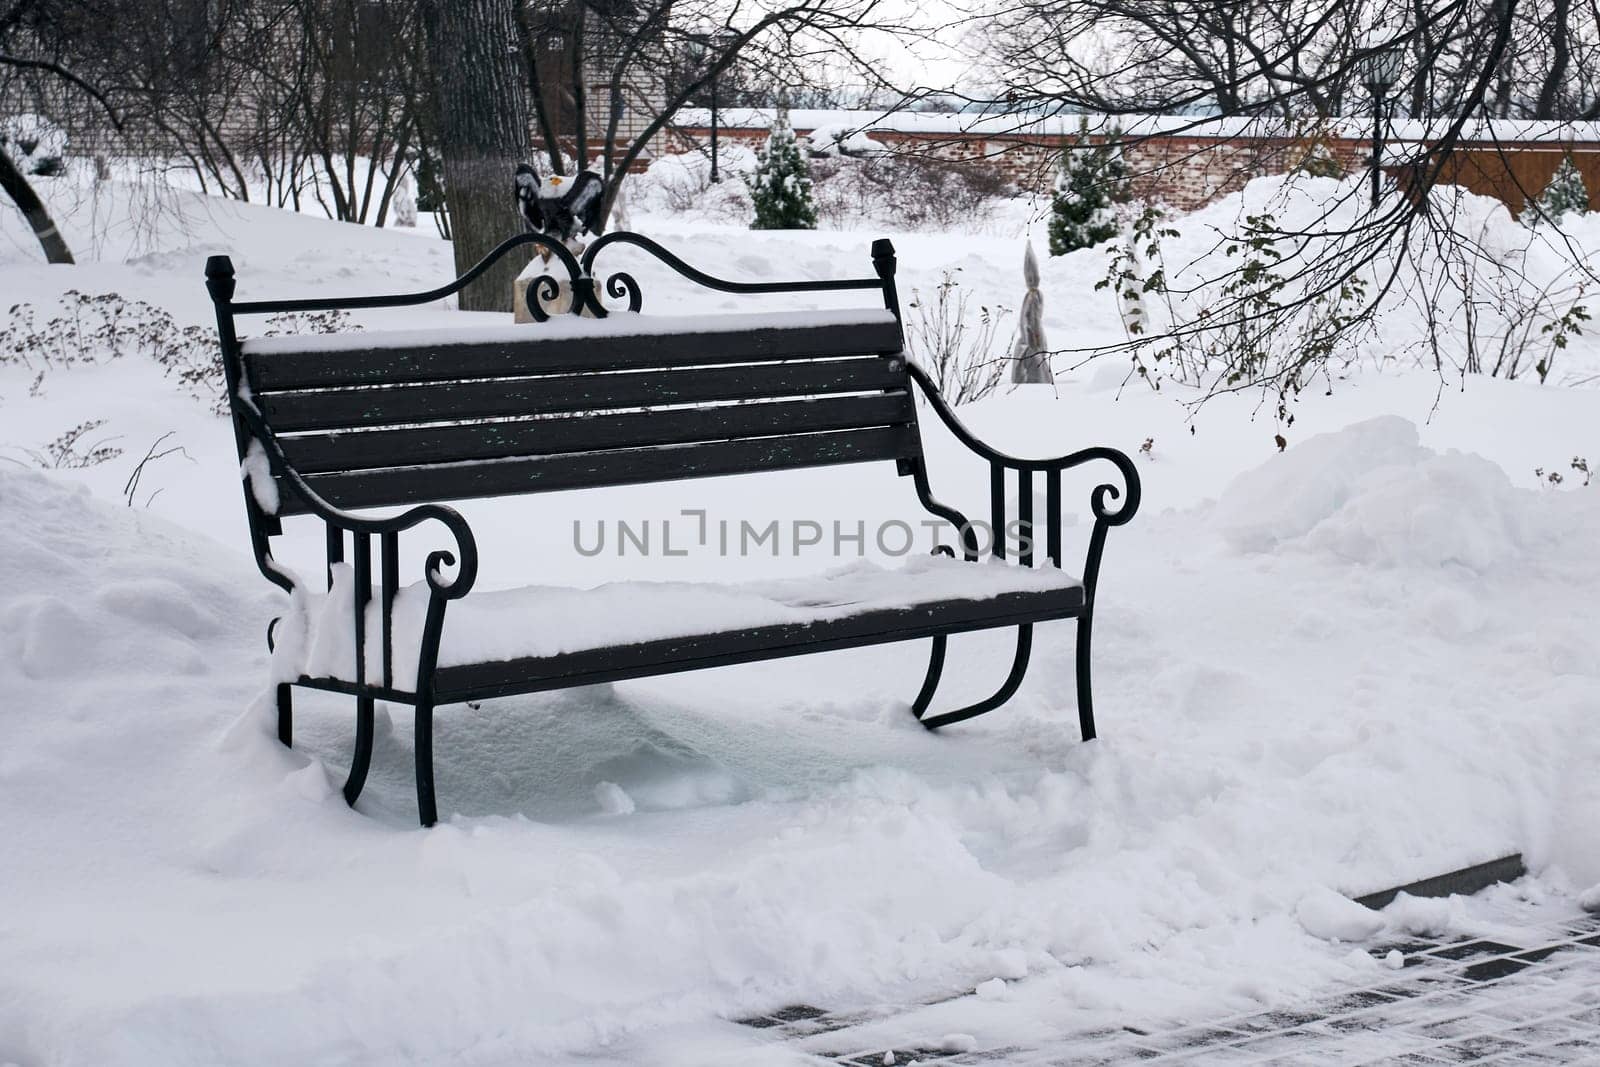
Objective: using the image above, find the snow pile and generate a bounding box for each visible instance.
[7,167,1600,1064]
[0,469,258,685]
[7,408,1600,1063]
[1215,415,1550,572]
[626,148,759,224]
[1295,887,1386,942]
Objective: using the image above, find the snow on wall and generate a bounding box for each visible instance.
[673,109,1600,211]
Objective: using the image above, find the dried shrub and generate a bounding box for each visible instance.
[905,270,1012,405]
[811,152,1015,232]
[5,419,123,469]
[0,292,356,414]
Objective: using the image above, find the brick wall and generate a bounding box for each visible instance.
[669,122,1592,216]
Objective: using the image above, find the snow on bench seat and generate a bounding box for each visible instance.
[239,308,899,357]
[276,555,1083,693]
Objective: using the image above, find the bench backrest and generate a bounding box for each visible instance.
[239,312,918,515]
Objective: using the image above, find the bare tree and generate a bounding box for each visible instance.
[509,0,914,229]
[289,0,424,224]
[964,0,1600,423]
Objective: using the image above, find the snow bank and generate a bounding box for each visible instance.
[9,408,1600,1063]
[1215,416,1547,573]
[8,172,1600,1065]
[0,469,256,684]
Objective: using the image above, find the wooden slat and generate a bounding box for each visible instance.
[276,426,918,515]
[258,357,907,433]
[431,587,1086,703]
[279,393,914,474]
[246,319,905,391]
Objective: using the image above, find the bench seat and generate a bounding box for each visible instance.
[282,555,1085,699]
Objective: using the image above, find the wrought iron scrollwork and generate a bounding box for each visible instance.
[523,273,565,322]
[601,270,642,314]
[225,230,585,317]
[231,391,480,605]
[902,359,1141,738]
[905,362,1141,529]
[578,230,888,317]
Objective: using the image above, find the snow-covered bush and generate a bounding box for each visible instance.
[634,148,756,222]
[6,419,124,470]
[1525,154,1590,227]
[0,113,69,177]
[1048,119,1132,255]
[1293,140,1346,179]
[1008,242,1052,385]
[747,110,817,230]
[636,142,1013,232]
[810,151,1013,232]
[2,291,224,411]
[804,123,885,158]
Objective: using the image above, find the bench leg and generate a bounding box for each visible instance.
[415,697,437,827]
[276,683,293,748]
[918,625,1033,731]
[1075,610,1097,742]
[910,635,948,720]
[343,695,375,807]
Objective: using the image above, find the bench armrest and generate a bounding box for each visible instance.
[907,364,1139,599]
[233,389,479,602]
[906,363,1141,529]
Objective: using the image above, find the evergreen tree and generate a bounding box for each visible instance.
[748,108,817,230]
[1526,154,1590,226]
[1047,119,1131,256]
[1293,140,1345,180]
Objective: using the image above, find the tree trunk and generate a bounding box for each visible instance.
[420,0,534,312]
[1535,0,1573,118]
[0,146,74,264]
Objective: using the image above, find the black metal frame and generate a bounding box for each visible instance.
[208,232,1139,826]
[900,363,1139,732]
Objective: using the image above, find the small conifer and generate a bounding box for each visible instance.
[1047,119,1132,255]
[748,106,817,230]
[1526,154,1590,226]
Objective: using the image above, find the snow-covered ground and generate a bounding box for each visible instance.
[3,168,1600,1066]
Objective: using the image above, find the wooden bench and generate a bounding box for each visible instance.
[207,231,1141,826]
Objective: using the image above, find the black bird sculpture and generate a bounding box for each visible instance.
[515,163,606,245]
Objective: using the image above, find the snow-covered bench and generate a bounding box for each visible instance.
[206,231,1141,826]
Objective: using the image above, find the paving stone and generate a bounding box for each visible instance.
[744,908,1600,1065]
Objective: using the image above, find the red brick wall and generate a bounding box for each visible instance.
[668,123,1592,215]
